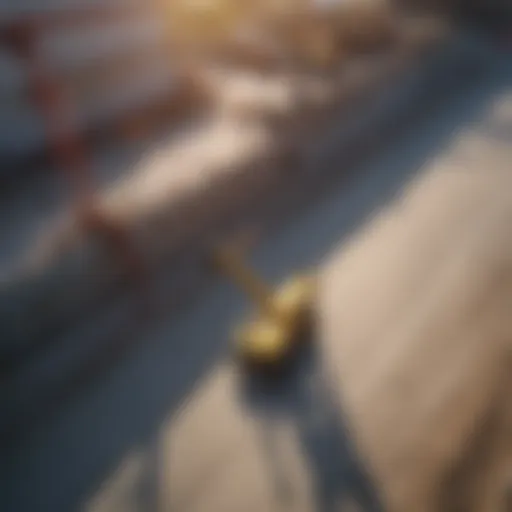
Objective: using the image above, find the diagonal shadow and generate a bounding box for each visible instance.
[239,342,384,512]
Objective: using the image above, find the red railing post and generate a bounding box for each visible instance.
[2,14,151,302]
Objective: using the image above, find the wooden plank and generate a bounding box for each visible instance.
[319,93,512,511]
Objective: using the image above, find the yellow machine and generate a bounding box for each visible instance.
[213,244,316,372]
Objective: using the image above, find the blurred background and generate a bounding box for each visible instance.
[1,1,511,511]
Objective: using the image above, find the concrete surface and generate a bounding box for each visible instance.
[2,45,511,512]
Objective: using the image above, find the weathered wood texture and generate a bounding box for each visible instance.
[320,91,512,511]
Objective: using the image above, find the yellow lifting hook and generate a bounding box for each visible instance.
[213,244,316,372]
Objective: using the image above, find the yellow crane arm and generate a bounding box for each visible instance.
[213,246,278,320]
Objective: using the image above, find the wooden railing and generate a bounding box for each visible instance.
[0,4,186,316]
[0,3,193,184]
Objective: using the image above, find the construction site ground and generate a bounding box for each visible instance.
[3,37,511,512]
